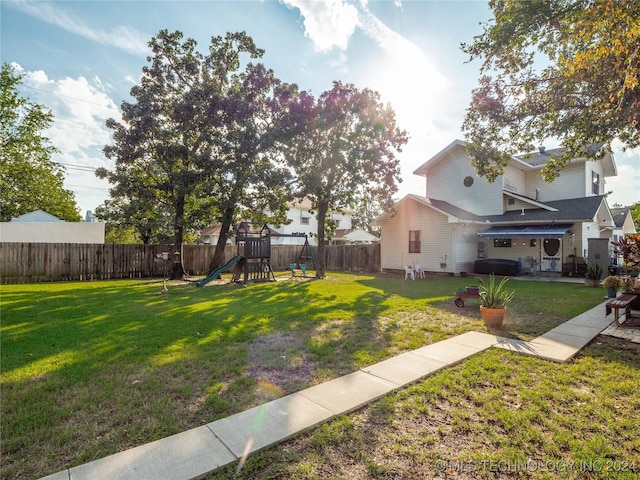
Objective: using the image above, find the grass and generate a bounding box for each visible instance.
[214,338,640,480]
[0,272,627,479]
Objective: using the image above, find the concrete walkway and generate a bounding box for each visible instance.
[42,300,622,480]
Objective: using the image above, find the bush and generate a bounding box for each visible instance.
[603,276,623,290]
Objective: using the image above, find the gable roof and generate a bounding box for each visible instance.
[11,210,62,222]
[610,207,631,228]
[413,139,617,177]
[413,139,530,176]
[333,228,378,242]
[375,194,484,224]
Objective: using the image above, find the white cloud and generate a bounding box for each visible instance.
[16,65,121,213]
[606,149,640,207]
[282,0,359,52]
[280,0,452,201]
[21,69,120,156]
[7,0,149,56]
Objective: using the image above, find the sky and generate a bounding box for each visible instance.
[2,0,639,219]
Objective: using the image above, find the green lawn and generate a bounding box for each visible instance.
[1,272,631,479]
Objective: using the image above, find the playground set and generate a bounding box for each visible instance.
[196,223,317,287]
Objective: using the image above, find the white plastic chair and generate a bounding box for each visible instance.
[404,265,414,280]
[414,264,425,278]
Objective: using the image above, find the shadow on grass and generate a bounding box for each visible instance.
[0,272,610,479]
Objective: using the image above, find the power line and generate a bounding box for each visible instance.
[21,84,116,108]
[56,162,100,173]
[65,183,110,191]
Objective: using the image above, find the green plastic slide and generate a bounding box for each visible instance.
[195,255,244,287]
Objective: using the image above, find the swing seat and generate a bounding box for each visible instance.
[290,263,307,277]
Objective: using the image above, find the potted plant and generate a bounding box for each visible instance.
[584,261,603,287]
[477,274,515,327]
[603,276,622,298]
[620,275,637,294]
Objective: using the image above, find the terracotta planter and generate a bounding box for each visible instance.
[480,306,506,327]
[584,279,599,288]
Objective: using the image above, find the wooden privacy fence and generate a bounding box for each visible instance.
[0,242,381,284]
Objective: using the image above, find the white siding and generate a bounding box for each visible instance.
[504,196,535,212]
[270,206,353,246]
[379,198,455,272]
[502,166,525,195]
[330,211,352,230]
[453,226,481,274]
[524,161,586,201]
[582,224,612,264]
[423,145,503,215]
[586,161,606,197]
[273,207,317,245]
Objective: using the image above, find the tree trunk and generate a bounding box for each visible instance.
[170,196,186,280]
[315,200,328,278]
[210,206,235,272]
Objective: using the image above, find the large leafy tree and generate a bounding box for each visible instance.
[462,0,640,182]
[285,81,408,277]
[0,63,80,222]
[99,30,305,277]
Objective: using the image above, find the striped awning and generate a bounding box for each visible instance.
[477,224,572,238]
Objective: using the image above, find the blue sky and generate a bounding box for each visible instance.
[2,0,638,218]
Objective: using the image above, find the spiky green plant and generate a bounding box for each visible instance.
[477,274,515,308]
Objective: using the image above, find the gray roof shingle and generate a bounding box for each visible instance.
[406,194,604,225]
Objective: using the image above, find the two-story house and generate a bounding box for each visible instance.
[199,198,375,246]
[375,139,636,277]
[271,198,376,245]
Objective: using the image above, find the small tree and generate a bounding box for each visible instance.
[0,63,80,222]
[285,81,408,277]
[612,234,640,275]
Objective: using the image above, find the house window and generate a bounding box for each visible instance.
[301,217,310,225]
[494,238,512,247]
[334,219,340,228]
[409,230,421,253]
[592,171,600,195]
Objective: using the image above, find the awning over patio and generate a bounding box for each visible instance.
[477,224,573,239]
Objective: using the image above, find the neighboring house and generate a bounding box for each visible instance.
[0,210,105,243]
[375,139,636,276]
[270,197,353,246]
[331,228,378,245]
[198,224,233,246]
[199,198,355,246]
[610,207,636,244]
